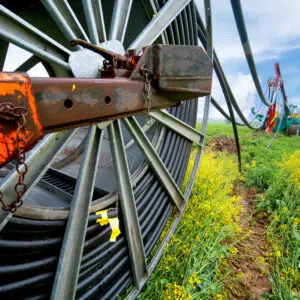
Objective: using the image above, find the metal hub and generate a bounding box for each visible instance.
[69,39,125,78]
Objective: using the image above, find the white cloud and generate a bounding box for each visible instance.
[196,0,300,120]
[198,72,256,121]
[288,97,300,106]
[196,0,300,63]
[228,73,256,114]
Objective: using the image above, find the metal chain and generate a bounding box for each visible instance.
[0,102,28,213]
[0,102,27,121]
[142,68,152,124]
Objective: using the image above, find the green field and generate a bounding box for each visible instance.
[138,124,300,299]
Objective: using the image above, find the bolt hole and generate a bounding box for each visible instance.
[64,99,73,109]
[105,96,111,104]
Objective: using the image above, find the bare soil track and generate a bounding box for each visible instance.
[208,137,272,298]
[210,136,238,154]
[228,182,272,299]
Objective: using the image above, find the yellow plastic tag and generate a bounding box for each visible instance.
[96,210,109,226]
[95,210,121,242]
[109,218,121,242]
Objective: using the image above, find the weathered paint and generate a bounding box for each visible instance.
[0,45,212,165]
[0,73,42,167]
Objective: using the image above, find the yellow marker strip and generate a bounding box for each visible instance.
[108,218,121,242]
[96,210,109,226]
[95,209,121,242]
[72,84,76,91]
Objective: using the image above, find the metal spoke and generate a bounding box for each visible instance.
[108,120,147,288]
[123,117,185,210]
[51,126,103,300]
[125,120,156,150]
[201,0,212,135]
[128,0,191,53]
[150,110,204,146]
[109,0,133,43]
[182,7,190,45]
[178,12,186,45]
[82,0,107,44]
[97,120,112,130]
[0,130,76,230]
[144,0,167,44]
[42,0,90,44]
[0,5,70,69]
[15,55,40,72]
[0,40,8,70]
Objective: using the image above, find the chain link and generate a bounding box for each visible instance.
[0,102,28,213]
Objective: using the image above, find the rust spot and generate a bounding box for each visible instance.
[0,73,43,167]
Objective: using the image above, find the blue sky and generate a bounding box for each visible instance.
[196,0,300,119]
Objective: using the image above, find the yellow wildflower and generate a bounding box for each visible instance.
[229,247,238,255]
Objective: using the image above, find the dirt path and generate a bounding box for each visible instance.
[209,137,272,298]
[227,182,272,299]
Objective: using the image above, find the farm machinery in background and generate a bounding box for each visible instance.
[251,63,300,136]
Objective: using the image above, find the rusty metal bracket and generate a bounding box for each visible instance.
[0,45,212,167]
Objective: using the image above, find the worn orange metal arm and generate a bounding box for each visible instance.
[0,45,212,167]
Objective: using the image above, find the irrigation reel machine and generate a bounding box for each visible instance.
[0,0,291,299]
[251,63,300,138]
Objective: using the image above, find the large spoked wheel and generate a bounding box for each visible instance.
[0,1,209,298]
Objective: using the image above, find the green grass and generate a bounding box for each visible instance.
[206,123,300,160]
[206,123,300,191]
[256,153,300,300]
[137,123,300,299]
[206,123,300,299]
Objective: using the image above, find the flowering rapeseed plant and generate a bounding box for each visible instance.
[139,151,241,299]
[256,150,300,299]
[280,150,300,189]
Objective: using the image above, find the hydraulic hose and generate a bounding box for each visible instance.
[196,14,257,130]
[196,10,242,170]
[230,0,272,106]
